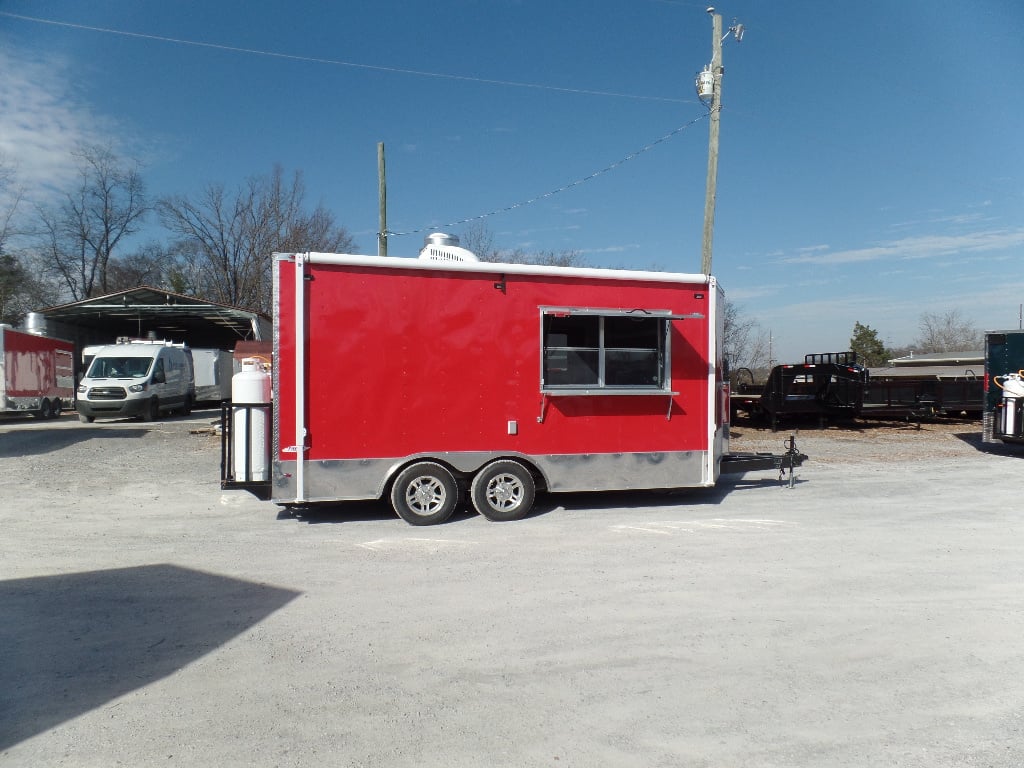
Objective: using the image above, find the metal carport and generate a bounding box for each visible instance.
[33,287,269,356]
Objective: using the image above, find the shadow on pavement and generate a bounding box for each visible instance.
[530,475,800,515]
[0,564,300,750]
[284,472,801,525]
[954,430,1024,456]
[0,428,149,458]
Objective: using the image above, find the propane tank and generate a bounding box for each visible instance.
[996,371,1024,437]
[232,358,272,482]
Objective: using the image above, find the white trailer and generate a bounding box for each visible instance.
[191,348,235,403]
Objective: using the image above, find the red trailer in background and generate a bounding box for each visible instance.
[223,245,804,524]
[0,325,75,418]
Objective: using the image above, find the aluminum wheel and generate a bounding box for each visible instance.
[390,462,459,526]
[471,460,536,522]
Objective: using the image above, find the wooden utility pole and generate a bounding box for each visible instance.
[378,142,388,257]
[701,11,723,276]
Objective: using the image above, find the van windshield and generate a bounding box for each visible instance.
[88,356,152,379]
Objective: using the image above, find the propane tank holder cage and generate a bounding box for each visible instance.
[220,400,274,500]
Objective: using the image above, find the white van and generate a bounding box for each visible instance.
[76,341,195,423]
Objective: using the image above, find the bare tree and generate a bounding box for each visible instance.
[105,242,183,292]
[34,144,149,300]
[0,156,60,324]
[0,152,24,258]
[495,248,586,267]
[457,222,585,267]
[722,297,770,379]
[0,253,55,325]
[158,166,355,314]
[914,309,981,353]
[458,221,498,260]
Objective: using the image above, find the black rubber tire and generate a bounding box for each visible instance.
[51,398,62,418]
[36,399,52,419]
[140,397,160,422]
[78,413,94,424]
[181,394,192,416]
[390,462,459,526]
[470,460,536,522]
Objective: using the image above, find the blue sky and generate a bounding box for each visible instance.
[1,0,1022,362]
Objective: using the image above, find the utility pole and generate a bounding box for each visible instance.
[378,142,388,257]
[700,10,723,276]
[699,9,743,275]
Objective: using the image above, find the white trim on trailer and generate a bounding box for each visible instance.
[294,252,307,503]
[284,252,711,286]
[705,276,718,486]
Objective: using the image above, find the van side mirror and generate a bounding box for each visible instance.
[152,369,166,384]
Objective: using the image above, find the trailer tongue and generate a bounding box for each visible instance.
[222,243,806,523]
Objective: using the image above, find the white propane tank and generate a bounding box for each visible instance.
[998,371,1024,437]
[232,358,272,482]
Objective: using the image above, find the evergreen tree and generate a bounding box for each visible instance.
[850,321,889,367]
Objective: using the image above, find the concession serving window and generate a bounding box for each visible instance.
[539,306,703,396]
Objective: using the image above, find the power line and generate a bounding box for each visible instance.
[0,11,693,105]
[387,112,710,237]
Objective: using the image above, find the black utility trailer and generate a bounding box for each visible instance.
[862,365,982,421]
[753,352,869,431]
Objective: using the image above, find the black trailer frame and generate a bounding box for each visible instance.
[758,352,868,431]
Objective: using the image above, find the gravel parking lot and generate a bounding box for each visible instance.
[2,412,1023,767]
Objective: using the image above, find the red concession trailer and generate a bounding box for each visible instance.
[223,247,804,524]
[0,324,75,418]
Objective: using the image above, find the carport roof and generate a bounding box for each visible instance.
[39,286,268,348]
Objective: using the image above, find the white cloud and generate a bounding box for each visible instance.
[579,244,640,255]
[0,46,114,203]
[779,229,1024,266]
[724,284,783,301]
[927,212,993,226]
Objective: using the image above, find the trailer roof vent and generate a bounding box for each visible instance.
[418,232,479,263]
[25,312,47,336]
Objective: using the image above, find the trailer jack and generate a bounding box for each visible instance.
[779,434,803,488]
[720,433,807,488]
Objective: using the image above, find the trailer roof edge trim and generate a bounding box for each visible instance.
[282,252,712,285]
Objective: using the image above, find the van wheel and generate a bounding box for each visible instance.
[181,394,192,416]
[141,398,160,422]
[390,462,459,526]
[78,413,94,424]
[471,460,536,522]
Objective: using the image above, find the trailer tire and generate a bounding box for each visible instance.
[36,399,53,419]
[390,462,459,526]
[51,398,62,418]
[470,460,536,522]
